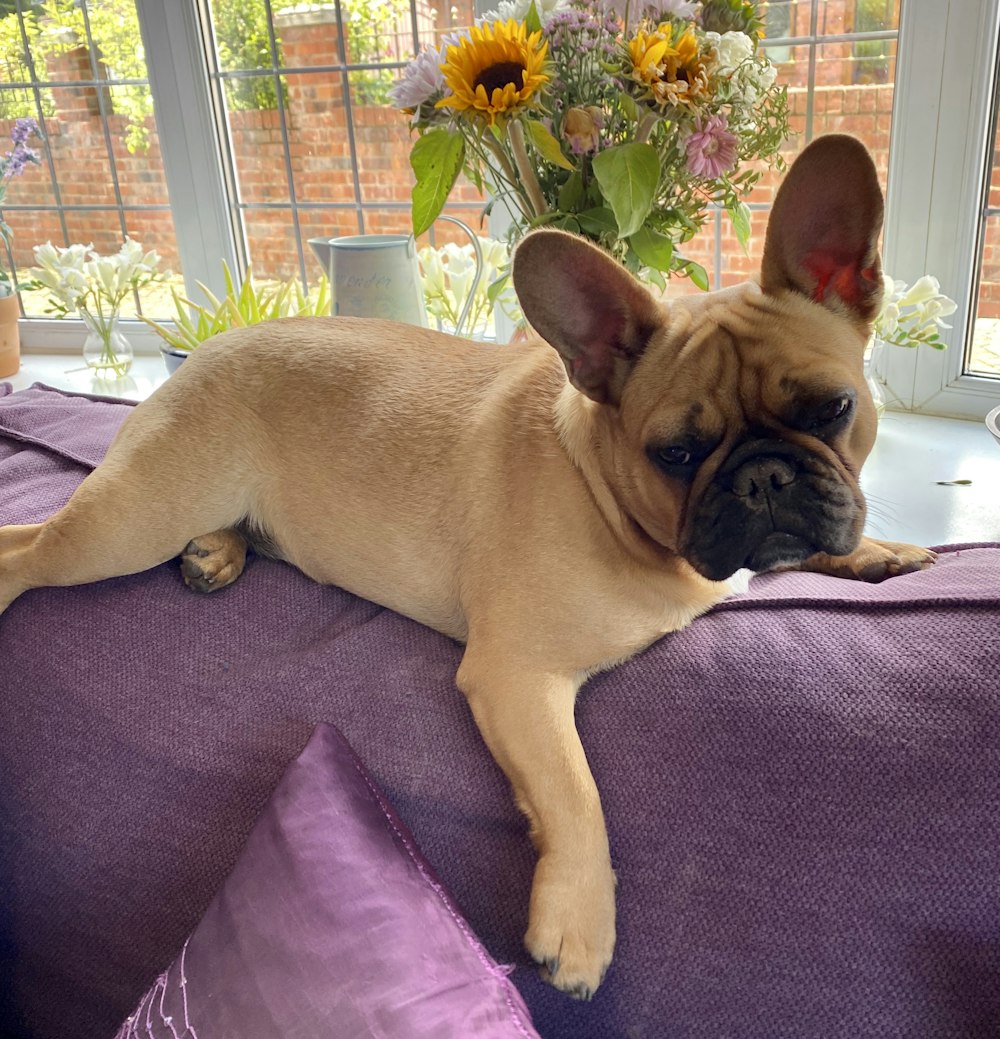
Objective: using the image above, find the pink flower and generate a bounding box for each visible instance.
[684,114,738,179]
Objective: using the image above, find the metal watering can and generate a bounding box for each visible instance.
[308,216,484,337]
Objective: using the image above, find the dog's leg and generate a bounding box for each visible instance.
[0,459,251,616]
[457,652,615,1000]
[794,535,936,582]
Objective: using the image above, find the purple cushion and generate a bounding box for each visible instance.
[115,723,539,1039]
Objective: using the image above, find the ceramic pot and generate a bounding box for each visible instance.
[0,292,21,378]
[160,344,188,375]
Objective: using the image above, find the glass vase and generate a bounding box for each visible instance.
[864,335,887,420]
[81,309,133,378]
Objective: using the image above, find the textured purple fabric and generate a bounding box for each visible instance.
[2,385,1000,1039]
[114,723,539,1039]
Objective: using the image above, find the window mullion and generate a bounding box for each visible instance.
[134,0,240,304]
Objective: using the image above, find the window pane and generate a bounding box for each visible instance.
[207,1,485,292]
[968,87,1000,379]
[0,1,183,317]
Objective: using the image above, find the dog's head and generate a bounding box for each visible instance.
[513,134,884,581]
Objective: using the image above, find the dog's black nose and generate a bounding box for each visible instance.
[731,456,797,501]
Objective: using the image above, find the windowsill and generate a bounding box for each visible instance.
[5,351,170,402]
[6,352,1000,549]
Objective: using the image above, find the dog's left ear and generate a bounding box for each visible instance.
[760,134,884,324]
[513,230,663,405]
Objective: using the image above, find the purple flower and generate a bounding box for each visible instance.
[11,117,38,146]
[685,113,738,179]
[389,42,449,111]
[1,118,41,186]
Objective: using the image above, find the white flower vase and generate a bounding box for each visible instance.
[81,310,133,378]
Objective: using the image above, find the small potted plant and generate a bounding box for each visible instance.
[0,118,42,378]
[143,261,330,374]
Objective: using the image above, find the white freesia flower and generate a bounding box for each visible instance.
[418,236,521,337]
[914,297,957,327]
[31,238,164,321]
[419,244,446,297]
[897,274,942,308]
[875,272,957,350]
[878,301,900,338]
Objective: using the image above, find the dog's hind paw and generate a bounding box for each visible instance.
[180,529,248,594]
[525,856,616,1000]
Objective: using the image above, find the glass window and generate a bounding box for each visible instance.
[205,0,478,291]
[0,0,184,318]
[967,71,1000,381]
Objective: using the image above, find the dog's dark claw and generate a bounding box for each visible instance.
[180,556,215,592]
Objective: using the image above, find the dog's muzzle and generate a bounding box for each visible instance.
[683,439,862,581]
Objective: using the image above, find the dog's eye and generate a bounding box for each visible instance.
[657,446,692,466]
[814,395,853,426]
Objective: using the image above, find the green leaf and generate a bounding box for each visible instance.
[617,90,639,123]
[558,172,585,212]
[552,216,582,234]
[524,0,542,33]
[576,207,618,237]
[591,142,660,238]
[680,260,710,291]
[629,226,674,272]
[727,201,752,256]
[487,272,511,309]
[527,211,568,228]
[523,118,575,171]
[410,130,465,237]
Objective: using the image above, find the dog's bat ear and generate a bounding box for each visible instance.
[512,230,664,406]
[760,134,884,325]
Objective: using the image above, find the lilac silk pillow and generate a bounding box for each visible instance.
[115,724,539,1039]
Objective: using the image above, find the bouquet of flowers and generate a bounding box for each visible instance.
[874,273,957,351]
[32,239,164,377]
[0,118,42,298]
[391,0,789,291]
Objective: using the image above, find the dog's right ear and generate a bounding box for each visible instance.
[513,230,664,406]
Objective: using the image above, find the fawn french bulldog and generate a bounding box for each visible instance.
[0,134,933,998]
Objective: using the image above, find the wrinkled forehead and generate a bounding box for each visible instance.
[628,284,868,438]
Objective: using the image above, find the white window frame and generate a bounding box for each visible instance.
[878,0,1000,419]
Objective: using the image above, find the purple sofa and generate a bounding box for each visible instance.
[2,382,1000,1039]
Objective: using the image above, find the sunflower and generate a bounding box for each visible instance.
[437,20,549,127]
[627,22,708,108]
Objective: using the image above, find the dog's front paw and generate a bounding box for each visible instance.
[525,854,616,1000]
[180,529,248,593]
[794,536,936,583]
